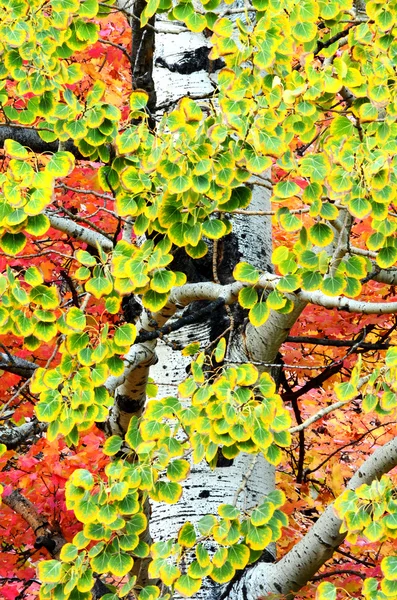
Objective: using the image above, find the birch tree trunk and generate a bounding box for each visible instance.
[128,6,292,599]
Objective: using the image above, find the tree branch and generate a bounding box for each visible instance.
[0,420,47,450]
[0,126,84,158]
[46,213,114,252]
[2,489,64,557]
[237,434,397,600]
[3,489,110,598]
[0,353,38,378]
[285,335,390,350]
[170,275,397,315]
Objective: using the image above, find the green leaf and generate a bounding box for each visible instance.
[0,232,26,255]
[103,435,123,456]
[157,481,182,503]
[114,323,137,346]
[238,286,258,308]
[197,514,217,536]
[277,274,301,293]
[308,223,333,247]
[300,154,329,182]
[330,115,354,139]
[210,561,235,584]
[75,493,99,524]
[142,290,169,312]
[184,11,207,32]
[227,544,250,569]
[348,196,371,218]
[273,180,301,199]
[35,392,62,422]
[37,560,63,583]
[90,548,112,574]
[85,275,113,299]
[386,347,397,367]
[29,285,59,309]
[76,250,97,266]
[377,246,397,269]
[130,90,149,111]
[60,543,79,563]
[245,522,272,550]
[301,270,322,291]
[264,444,282,465]
[233,262,260,284]
[316,581,337,600]
[292,21,317,42]
[335,381,356,402]
[4,139,29,159]
[321,275,346,296]
[66,307,86,331]
[202,219,227,240]
[167,459,190,482]
[218,504,240,519]
[251,502,274,526]
[345,256,367,278]
[46,151,75,177]
[175,523,196,551]
[174,574,202,596]
[213,17,233,37]
[151,270,176,293]
[108,552,134,577]
[249,302,269,327]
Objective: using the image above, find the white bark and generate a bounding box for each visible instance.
[46,213,114,252]
[170,276,397,316]
[148,327,276,600]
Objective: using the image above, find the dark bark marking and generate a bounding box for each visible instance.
[155,46,224,75]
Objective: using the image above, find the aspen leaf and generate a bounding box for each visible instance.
[175,574,202,596]
[238,286,258,308]
[178,522,197,547]
[46,151,75,177]
[308,223,333,247]
[315,581,336,600]
[60,543,78,563]
[130,90,149,111]
[233,262,260,283]
[335,381,356,401]
[4,139,29,159]
[108,552,134,577]
[66,307,86,331]
[37,560,63,583]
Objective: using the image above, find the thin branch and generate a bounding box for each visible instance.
[311,568,366,582]
[285,335,390,350]
[315,24,355,55]
[98,37,134,66]
[53,205,113,240]
[305,421,397,476]
[289,368,386,434]
[233,455,258,505]
[55,183,114,202]
[335,548,376,567]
